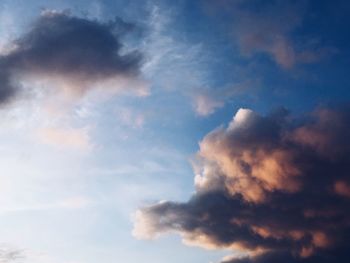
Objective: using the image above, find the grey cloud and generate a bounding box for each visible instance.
[0,10,142,104]
[221,245,350,263]
[0,247,23,263]
[134,106,350,262]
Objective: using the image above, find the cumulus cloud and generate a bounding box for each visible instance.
[0,10,143,104]
[134,106,350,262]
[220,246,350,263]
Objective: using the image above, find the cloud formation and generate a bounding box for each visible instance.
[134,106,350,262]
[204,0,336,68]
[0,10,143,104]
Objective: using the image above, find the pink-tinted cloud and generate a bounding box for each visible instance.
[334,181,350,198]
[134,105,350,263]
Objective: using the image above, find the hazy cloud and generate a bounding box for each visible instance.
[0,247,23,263]
[192,82,255,117]
[203,0,336,68]
[134,106,350,262]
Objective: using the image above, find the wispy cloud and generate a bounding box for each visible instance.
[203,0,336,69]
[192,82,253,116]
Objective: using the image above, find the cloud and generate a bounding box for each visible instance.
[0,10,143,104]
[192,82,254,117]
[203,0,336,68]
[334,180,350,198]
[0,247,23,263]
[220,246,350,263]
[233,1,303,68]
[133,106,350,262]
[193,93,225,117]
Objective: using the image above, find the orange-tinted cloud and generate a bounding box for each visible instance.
[134,106,350,263]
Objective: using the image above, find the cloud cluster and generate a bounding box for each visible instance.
[0,10,143,104]
[134,106,350,262]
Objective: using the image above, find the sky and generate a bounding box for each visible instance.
[0,0,350,263]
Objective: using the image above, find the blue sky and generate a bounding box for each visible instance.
[0,1,350,263]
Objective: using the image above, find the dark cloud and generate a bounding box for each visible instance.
[221,245,350,263]
[134,106,350,262]
[0,10,142,104]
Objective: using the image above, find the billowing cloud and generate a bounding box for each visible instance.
[220,246,350,263]
[0,10,143,104]
[133,106,350,262]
